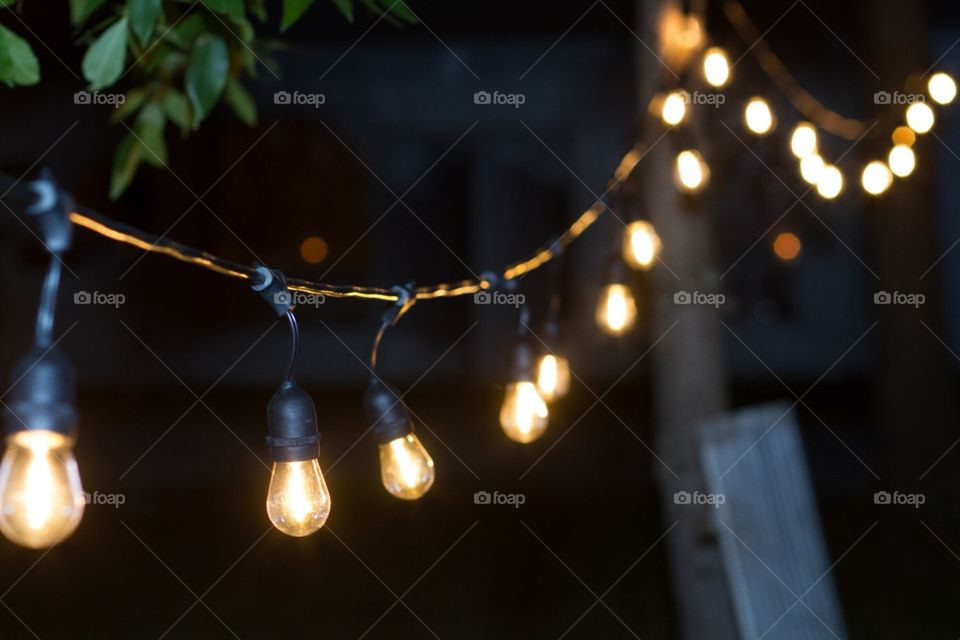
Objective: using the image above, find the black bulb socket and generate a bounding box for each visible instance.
[266,381,320,462]
[4,346,77,439]
[363,379,414,445]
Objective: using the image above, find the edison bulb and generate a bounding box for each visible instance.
[888,144,916,177]
[623,220,661,270]
[674,150,708,192]
[266,459,330,536]
[906,102,935,134]
[790,123,818,158]
[861,161,892,195]
[597,284,637,336]
[0,430,84,549]
[928,72,957,105]
[536,354,571,401]
[800,153,825,184]
[500,381,548,444]
[816,165,844,199]
[661,92,687,125]
[703,47,730,87]
[379,433,434,500]
[744,97,774,134]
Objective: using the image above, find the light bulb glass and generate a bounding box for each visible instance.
[674,150,708,192]
[661,92,687,125]
[816,165,844,199]
[892,126,916,147]
[744,97,774,134]
[861,161,893,195]
[500,381,549,444]
[906,102,935,134]
[888,144,916,178]
[800,153,825,184]
[790,123,818,158]
[703,47,730,87]
[928,72,957,105]
[0,430,84,549]
[379,433,435,500]
[536,354,571,401]
[597,284,637,336]
[266,459,330,537]
[623,221,661,270]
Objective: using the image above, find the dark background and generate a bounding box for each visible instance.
[1,0,960,637]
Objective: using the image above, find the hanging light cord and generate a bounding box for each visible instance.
[284,310,300,383]
[34,254,62,348]
[370,284,417,371]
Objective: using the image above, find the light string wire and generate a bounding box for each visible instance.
[35,254,62,348]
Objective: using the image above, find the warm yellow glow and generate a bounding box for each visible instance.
[773,232,801,262]
[906,102,935,134]
[703,47,730,87]
[790,123,818,158]
[744,97,774,134]
[266,459,330,536]
[500,381,549,444]
[888,144,916,178]
[659,10,703,68]
[892,126,916,147]
[674,149,708,192]
[597,284,637,336]
[861,161,893,195]
[800,153,825,184]
[536,354,571,401]
[0,430,84,549]
[928,72,957,105]
[816,165,844,199]
[379,433,434,500]
[623,220,661,270]
[299,236,329,264]
[661,91,687,126]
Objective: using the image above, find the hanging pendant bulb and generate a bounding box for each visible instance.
[744,97,775,135]
[789,123,818,159]
[622,220,661,270]
[265,382,331,536]
[0,347,84,549]
[500,340,549,444]
[596,260,637,336]
[364,380,435,500]
[702,47,731,87]
[536,354,571,402]
[674,149,709,193]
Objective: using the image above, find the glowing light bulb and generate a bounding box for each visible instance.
[536,354,571,401]
[622,220,661,270]
[744,97,774,134]
[0,430,84,549]
[906,102,935,134]
[800,153,825,184]
[928,72,957,105]
[500,381,549,444]
[266,459,330,537]
[816,165,843,199]
[379,433,434,500]
[790,123,818,158]
[773,232,802,262]
[892,126,916,147]
[861,161,893,195]
[661,91,687,125]
[674,149,708,192]
[888,144,916,178]
[703,47,730,87]
[597,284,637,336]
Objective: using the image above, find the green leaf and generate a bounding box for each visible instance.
[110,133,143,199]
[128,0,162,45]
[134,101,167,167]
[184,34,228,126]
[161,89,191,131]
[81,17,128,91]
[69,0,109,25]
[111,86,149,121]
[381,0,416,23]
[202,0,244,20]
[249,0,267,21]
[0,24,39,87]
[165,13,206,49]
[281,0,315,30]
[331,0,353,22]
[224,79,256,126]
[0,0,17,7]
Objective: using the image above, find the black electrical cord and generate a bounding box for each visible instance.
[34,254,62,348]
[284,310,300,383]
